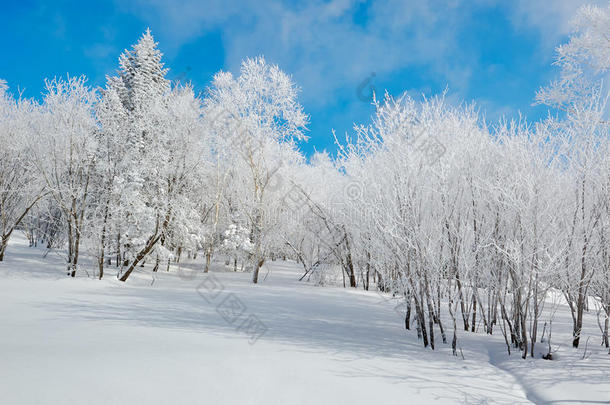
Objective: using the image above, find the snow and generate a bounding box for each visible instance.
[1,233,609,404]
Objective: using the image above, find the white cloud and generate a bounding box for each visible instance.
[116,0,470,101]
[115,0,599,125]
[509,0,607,46]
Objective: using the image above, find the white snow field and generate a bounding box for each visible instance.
[1,234,609,405]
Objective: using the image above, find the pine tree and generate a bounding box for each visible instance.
[109,28,169,112]
[102,29,173,280]
[107,28,170,152]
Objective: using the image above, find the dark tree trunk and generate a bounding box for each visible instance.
[119,233,162,282]
[471,293,477,332]
[252,258,265,284]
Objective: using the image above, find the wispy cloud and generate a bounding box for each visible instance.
[117,1,475,102]
[113,0,603,134]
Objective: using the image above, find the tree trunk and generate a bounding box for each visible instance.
[405,292,411,330]
[252,258,265,284]
[455,269,469,331]
[204,249,211,273]
[116,231,121,267]
[0,235,8,262]
[69,214,82,278]
[119,233,162,282]
[152,255,160,272]
[98,198,110,280]
[603,305,610,348]
[573,252,588,348]
[471,293,477,332]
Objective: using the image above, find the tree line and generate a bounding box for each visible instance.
[0,6,608,359]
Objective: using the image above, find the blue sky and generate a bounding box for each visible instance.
[1,0,602,155]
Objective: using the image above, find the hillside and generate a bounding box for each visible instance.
[1,234,608,404]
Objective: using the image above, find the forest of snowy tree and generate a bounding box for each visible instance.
[0,5,608,362]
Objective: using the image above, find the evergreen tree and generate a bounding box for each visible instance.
[109,28,169,113]
[102,29,174,279]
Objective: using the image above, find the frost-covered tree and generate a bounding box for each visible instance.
[0,81,44,261]
[33,76,98,277]
[221,223,253,271]
[205,57,308,283]
[115,83,206,282]
[536,4,609,111]
[536,4,609,348]
[105,29,172,279]
[91,84,129,279]
[97,29,206,282]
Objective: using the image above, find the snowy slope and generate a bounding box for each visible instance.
[0,234,608,405]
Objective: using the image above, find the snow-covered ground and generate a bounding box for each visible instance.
[1,233,608,405]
